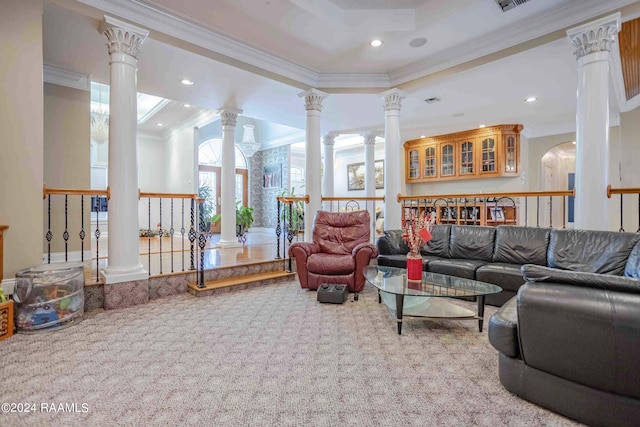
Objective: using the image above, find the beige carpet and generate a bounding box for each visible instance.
[0,282,581,427]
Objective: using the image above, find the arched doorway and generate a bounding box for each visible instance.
[199,139,248,233]
[540,141,576,227]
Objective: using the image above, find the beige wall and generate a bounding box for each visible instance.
[43,83,91,255]
[0,0,44,282]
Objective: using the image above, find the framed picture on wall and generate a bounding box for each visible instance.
[375,160,384,189]
[263,165,282,188]
[347,162,365,191]
[348,160,384,191]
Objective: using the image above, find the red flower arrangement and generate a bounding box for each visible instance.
[402,210,436,257]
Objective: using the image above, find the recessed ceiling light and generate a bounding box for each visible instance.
[370,39,383,47]
[525,96,538,103]
[572,141,576,145]
[183,103,191,108]
[180,79,194,86]
[156,122,164,127]
[478,124,486,128]
[420,135,426,138]
[409,37,427,48]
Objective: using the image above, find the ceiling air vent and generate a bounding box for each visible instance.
[495,0,530,12]
[425,97,440,104]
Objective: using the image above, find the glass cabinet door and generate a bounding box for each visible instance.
[459,140,474,175]
[408,149,419,179]
[441,143,455,176]
[481,137,496,173]
[505,135,517,173]
[423,146,436,178]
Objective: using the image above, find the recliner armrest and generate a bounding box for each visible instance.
[352,242,379,258]
[288,242,321,258]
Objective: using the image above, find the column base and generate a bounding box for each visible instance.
[101,263,148,284]
[215,239,243,248]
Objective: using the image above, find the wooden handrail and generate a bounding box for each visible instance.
[139,191,198,199]
[607,185,640,198]
[43,185,109,199]
[321,196,385,202]
[277,195,310,204]
[398,190,574,202]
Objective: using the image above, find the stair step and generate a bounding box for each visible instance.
[188,270,295,297]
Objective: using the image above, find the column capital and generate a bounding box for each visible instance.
[379,88,407,111]
[361,131,382,145]
[566,13,620,61]
[323,133,338,146]
[217,107,243,127]
[298,88,329,112]
[100,16,149,59]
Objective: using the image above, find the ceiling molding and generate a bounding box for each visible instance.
[74,0,640,97]
[260,131,306,150]
[316,73,390,89]
[389,0,640,86]
[43,63,91,91]
[77,0,320,86]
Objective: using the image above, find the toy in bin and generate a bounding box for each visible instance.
[14,263,84,334]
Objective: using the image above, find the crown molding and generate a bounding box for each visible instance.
[389,0,639,86]
[260,132,306,150]
[43,63,91,91]
[76,0,640,91]
[77,0,320,86]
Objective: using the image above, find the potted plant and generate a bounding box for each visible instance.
[236,203,254,237]
[279,187,304,233]
[198,184,215,232]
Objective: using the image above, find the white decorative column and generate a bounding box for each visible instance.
[363,132,377,239]
[380,89,407,231]
[299,89,328,241]
[322,133,336,211]
[100,16,149,284]
[216,108,243,248]
[567,13,620,231]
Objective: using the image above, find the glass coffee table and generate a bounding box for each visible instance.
[364,265,502,335]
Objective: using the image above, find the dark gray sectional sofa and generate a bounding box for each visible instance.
[378,224,640,426]
[377,224,640,306]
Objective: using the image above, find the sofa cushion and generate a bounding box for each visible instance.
[521,264,640,294]
[493,226,550,266]
[307,253,355,275]
[449,225,496,261]
[378,254,410,269]
[427,258,488,279]
[381,230,409,255]
[625,240,640,278]
[420,224,451,258]
[488,296,519,358]
[476,262,526,293]
[548,229,640,275]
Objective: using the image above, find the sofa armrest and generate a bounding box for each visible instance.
[517,282,640,399]
[521,264,640,294]
[488,296,519,358]
[376,236,394,255]
[352,242,379,258]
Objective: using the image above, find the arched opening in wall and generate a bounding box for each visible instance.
[198,138,248,234]
[540,141,576,227]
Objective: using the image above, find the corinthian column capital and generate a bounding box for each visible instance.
[298,88,329,112]
[217,107,243,127]
[566,13,620,60]
[100,16,149,59]
[379,88,407,112]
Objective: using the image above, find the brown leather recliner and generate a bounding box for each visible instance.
[289,210,378,298]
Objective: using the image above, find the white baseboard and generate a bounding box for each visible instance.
[42,250,93,264]
[1,278,16,296]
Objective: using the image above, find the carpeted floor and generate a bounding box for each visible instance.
[1,282,581,426]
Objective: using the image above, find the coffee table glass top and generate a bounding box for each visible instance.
[364,265,501,298]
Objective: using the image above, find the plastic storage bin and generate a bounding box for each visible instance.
[14,263,84,333]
